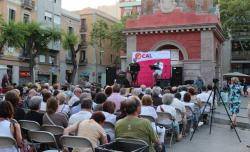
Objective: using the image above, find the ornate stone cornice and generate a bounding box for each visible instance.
[124,23,225,42]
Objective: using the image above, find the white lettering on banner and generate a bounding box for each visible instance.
[132,51,171,62]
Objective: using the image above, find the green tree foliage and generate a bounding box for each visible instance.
[62,31,82,84]
[219,0,250,37]
[90,20,110,50]
[0,20,61,82]
[0,22,27,53]
[110,14,138,52]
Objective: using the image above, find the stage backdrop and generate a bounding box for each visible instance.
[132,51,171,86]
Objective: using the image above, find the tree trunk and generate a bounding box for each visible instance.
[29,56,35,83]
[70,46,78,84]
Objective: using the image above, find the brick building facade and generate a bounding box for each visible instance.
[123,1,225,85]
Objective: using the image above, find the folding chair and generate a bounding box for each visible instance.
[41,125,64,136]
[28,131,59,152]
[41,125,64,148]
[19,120,41,131]
[0,136,18,151]
[103,121,115,141]
[19,120,41,140]
[156,112,175,148]
[185,106,195,132]
[60,135,94,152]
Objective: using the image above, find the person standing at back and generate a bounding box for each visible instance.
[194,76,204,93]
[229,77,242,128]
[107,84,126,111]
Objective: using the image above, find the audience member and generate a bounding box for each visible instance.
[64,112,108,150]
[69,98,93,126]
[152,86,162,106]
[140,95,165,144]
[40,89,52,111]
[70,92,92,115]
[23,89,37,109]
[93,92,107,111]
[43,97,68,128]
[104,86,112,97]
[115,96,161,152]
[57,93,70,115]
[24,96,44,125]
[0,101,23,151]
[116,101,127,121]
[102,101,116,125]
[5,90,25,121]
[68,87,82,107]
[157,93,182,141]
[107,84,126,111]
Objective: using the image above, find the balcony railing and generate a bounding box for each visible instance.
[21,0,34,10]
[232,51,250,60]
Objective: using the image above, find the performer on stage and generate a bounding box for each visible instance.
[152,61,164,85]
[129,59,140,85]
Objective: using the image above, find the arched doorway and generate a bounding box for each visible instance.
[151,40,188,86]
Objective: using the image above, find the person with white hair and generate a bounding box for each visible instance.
[57,93,70,115]
[152,86,162,106]
[24,96,44,125]
[156,93,182,141]
[145,87,152,95]
[68,87,82,107]
[23,89,37,109]
[70,92,92,115]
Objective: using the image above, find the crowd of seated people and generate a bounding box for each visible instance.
[0,81,218,152]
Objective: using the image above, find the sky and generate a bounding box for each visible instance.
[62,0,119,11]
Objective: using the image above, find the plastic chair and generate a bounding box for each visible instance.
[0,136,18,151]
[28,131,59,152]
[19,120,40,131]
[103,121,115,141]
[60,135,94,152]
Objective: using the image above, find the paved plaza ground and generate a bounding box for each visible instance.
[171,124,250,152]
[169,96,250,152]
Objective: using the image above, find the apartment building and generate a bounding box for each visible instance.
[0,0,36,85]
[0,0,82,85]
[76,8,119,86]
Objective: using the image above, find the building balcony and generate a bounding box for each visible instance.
[21,0,34,10]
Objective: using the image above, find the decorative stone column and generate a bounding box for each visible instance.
[126,35,137,66]
[200,31,216,85]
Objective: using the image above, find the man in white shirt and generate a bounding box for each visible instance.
[197,86,212,104]
[107,84,126,111]
[68,87,82,107]
[171,93,186,114]
[69,98,92,126]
